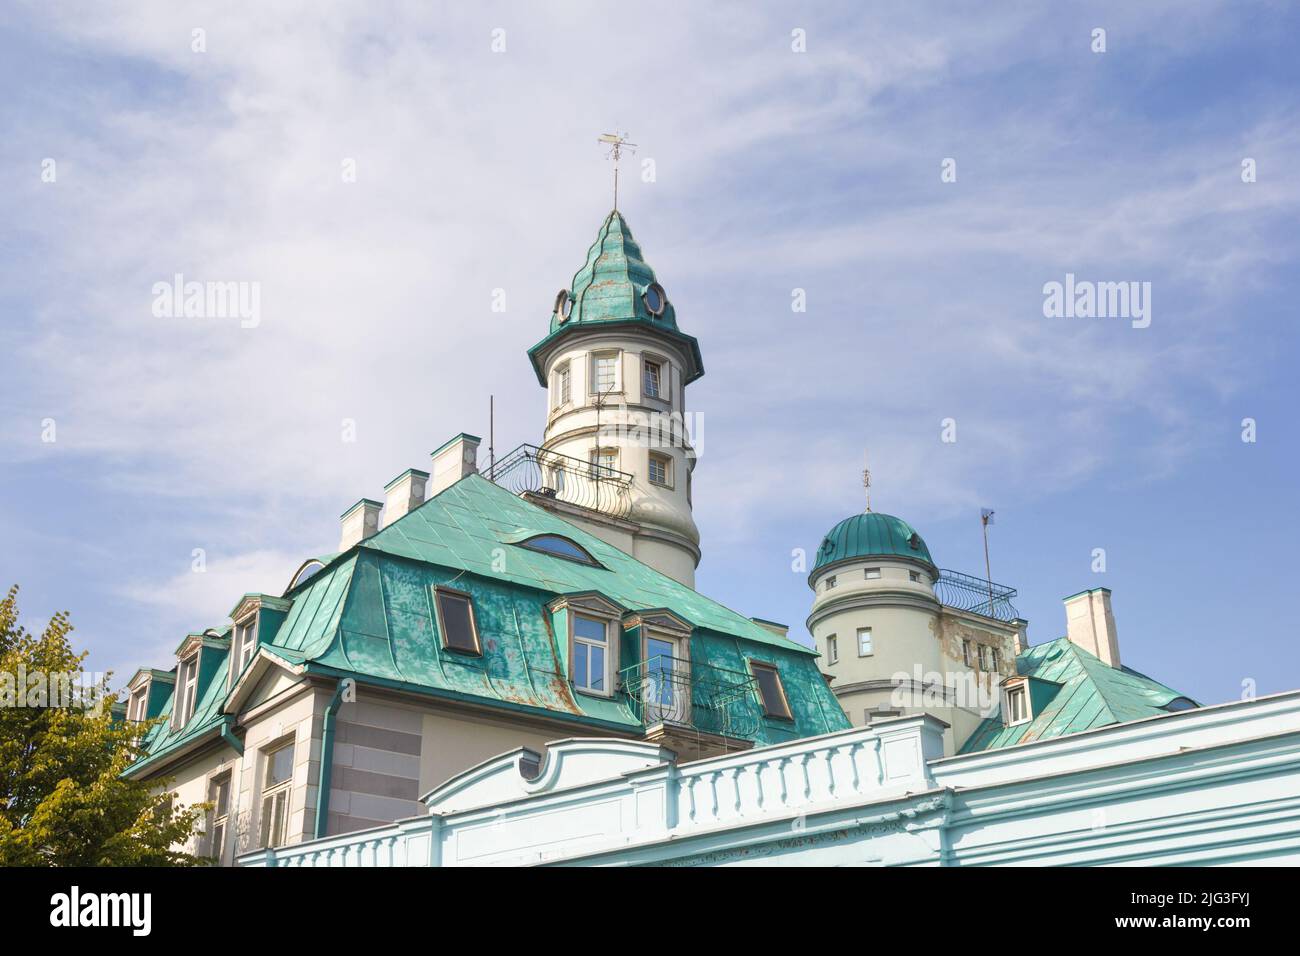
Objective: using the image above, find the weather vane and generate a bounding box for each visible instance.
[863,449,872,513]
[598,132,637,210]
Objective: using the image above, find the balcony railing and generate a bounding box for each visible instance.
[935,568,1020,622]
[620,656,760,740]
[487,443,633,521]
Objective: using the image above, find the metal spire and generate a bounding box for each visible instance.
[863,449,872,513]
[598,132,637,210]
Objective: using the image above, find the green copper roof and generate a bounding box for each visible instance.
[812,512,936,575]
[527,211,704,386]
[959,637,1196,753]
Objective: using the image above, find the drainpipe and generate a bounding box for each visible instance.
[220,719,244,756]
[314,678,355,840]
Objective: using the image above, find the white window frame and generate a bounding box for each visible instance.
[570,611,615,697]
[643,357,663,400]
[127,684,148,723]
[827,634,838,665]
[259,740,295,849]
[962,640,973,668]
[824,575,837,590]
[230,615,258,688]
[589,447,618,478]
[648,452,672,488]
[590,350,621,395]
[979,645,991,671]
[864,567,882,580]
[554,361,571,408]
[857,627,873,657]
[1004,684,1031,726]
[909,571,921,583]
[991,647,1001,672]
[176,653,199,727]
[206,772,232,862]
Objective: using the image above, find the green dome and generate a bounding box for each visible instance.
[812,512,936,574]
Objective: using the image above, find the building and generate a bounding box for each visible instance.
[241,690,1300,867]
[123,210,849,863]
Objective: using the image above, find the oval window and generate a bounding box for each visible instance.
[643,283,666,316]
[554,289,573,321]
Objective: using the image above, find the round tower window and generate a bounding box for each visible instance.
[554,289,573,321]
[643,283,666,316]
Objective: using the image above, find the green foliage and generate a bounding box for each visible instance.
[0,586,206,866]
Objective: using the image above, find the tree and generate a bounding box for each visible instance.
[0,585,206,866]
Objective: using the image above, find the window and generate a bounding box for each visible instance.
[824,575,837,590]
[990,648,1001,672]
[433,587,481,654]
[176,654,198,726]
[864,567,882,580]
[857,627,873,657]
[127,685,148,723]
[979,645,991,671]
[827,634,838,665]
[207,773,231,861]
[750,662,793,720]
[259,742,294,849]
[962,640,973,668]
[554,362,571,407]
[590,351,619,394]
[643,282,667,316]
[648,453,671,487]
[589,448,617,477]
[909,571,921,583]
[518,534,600,566]
[232,616,257,682]
[554,288,572,321]
[643,359,662,399]
[1004,685,1030,725]
[572,614,610,694]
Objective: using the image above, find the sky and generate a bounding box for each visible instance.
[1,1,1297,707]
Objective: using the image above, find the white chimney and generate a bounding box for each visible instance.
[1063,588,1120,668]
[428,433,481,497]
[382,468,429,528]
[1011,618,1030,656]
[339,498,382,552]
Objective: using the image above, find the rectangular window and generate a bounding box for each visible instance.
[648,453,670,486]
[589,448,617,477]
[643,360,662,399]
[864,568,882,580]
[177,655,198,726]
[127,686,148,723]
[857,627,873,657]
[963,640,973,668]
[591,352,619,394]
[207,773,231,861]
[825,575,837,590]
[434,587,481,654]
[991,648,1001,672]
[572,614,609,694]
[555,363,571,407]
[827,634,838,665]
[750,662,793,720]
[909,571,921,583]
[232,617,257,683]
[1005,685,1029,725]
[979,645,991,670]
[259,742,295,849]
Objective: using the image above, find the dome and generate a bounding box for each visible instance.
[812,512,936,574]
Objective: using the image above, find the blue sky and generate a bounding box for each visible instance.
[2,2,1297,706]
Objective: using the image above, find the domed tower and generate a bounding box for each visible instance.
[807,510,1024,754]
[526,211,704,587]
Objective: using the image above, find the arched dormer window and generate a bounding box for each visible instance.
[517,534,602,567]
[288,559,325,591]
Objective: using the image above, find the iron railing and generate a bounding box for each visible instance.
[935,568,1020,622]
[488,443,633,520]
[620,656,760,740]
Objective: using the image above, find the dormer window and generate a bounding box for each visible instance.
[231,616,258,685]
[518,534,600,567]
[176,654,199,727]
[572,614,611,694]
[127,685,148,723]
[1004,683,1030,726]
[433,586,481,655]
[749,661,793,720]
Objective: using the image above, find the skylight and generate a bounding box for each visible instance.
[518,534,601,567]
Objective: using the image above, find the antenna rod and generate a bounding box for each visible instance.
[489,394,495,481]
[981,509,995,613]
[862,449,872,513]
